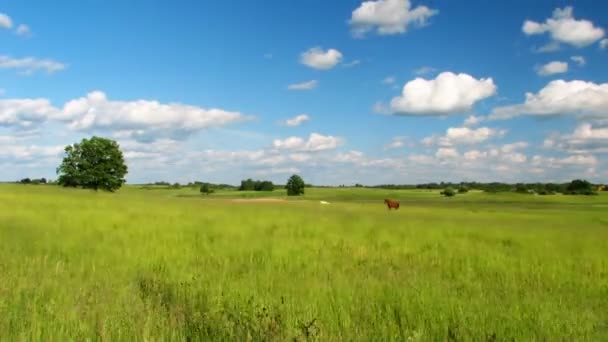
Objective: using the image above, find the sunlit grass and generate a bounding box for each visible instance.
[1,184,607,340]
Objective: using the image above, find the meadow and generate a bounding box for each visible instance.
[1,184,607,341]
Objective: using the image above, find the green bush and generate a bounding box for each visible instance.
[441,187,456,197]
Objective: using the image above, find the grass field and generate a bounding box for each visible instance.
[1,184,607,340]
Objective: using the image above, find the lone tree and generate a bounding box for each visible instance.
[56,136,128,192]
[200,183,214,195]
[286,174,305,196]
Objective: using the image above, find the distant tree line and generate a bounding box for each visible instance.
[18,177,48,185]
[238,178,275,191]
[371,180,604,196]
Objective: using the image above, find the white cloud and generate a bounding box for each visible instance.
[463,150,487,161]
[284,114,310,127]
[256,167,301,175]
[413,66,437,75]
[343,60,361,68]
[408,154,435,164]
[423,126,506,146]
[532,154,598,167]
[522,7,605,48]
[61,91,251,139]
[349,0,438,37]
[384,137,406,150]
[500,141,528,153]
[463,115,484,127]
[490,79,608,120]
[543,123,608,154]
[0,55,66,75]
[570,55,586,66]
[273,133,343,152]
[0,98,57,127]
[334,150,365,163]
[0,91,251,141]
[435,147,459,159]
[537,61,568,76]
[16,24,31,37]
[390,72,497,115]
[300,47,343,70]
[382,76,396,84]
[601,39,608,49]
[0,13,12,29]
[0,144,63,161]
[536,41,561,53]
[287,80,318,90]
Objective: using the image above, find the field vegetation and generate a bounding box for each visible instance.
[1,184,607,340]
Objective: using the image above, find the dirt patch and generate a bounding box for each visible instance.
[230,198,288,203]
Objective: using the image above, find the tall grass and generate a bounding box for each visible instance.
[1,184,607,340]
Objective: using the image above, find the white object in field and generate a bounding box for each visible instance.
[320,201,330,204]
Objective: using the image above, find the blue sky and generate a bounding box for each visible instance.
[1,0,607,185]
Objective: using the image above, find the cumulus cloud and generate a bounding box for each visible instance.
[522,7,605,48]
[384,137,408,150]
[0,98,57,127]
[490,79,608,120]
[0,55,66,75]
[0,13,12,29]
[287,80,318,90]
[537,61,568,76]
[463,150,487,161]
[390,72,497,115]
[435,147,459,159]
[463,115,484,127]
[300,47,343,70]
[284,114,310,127]
[532,154,598,167]
[0,91,251,141]
[500,141,529,153]
[422,126,507,146]
[61,91,251,140]
[0,144,63,161]
[543,123,608,154]
[349,0,438,37]
[570,55,586,66]
[272,133,343,152]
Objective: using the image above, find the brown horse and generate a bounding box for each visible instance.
[384,199,399,210]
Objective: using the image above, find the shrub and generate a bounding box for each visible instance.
[458,185,469,193]
[441,187,456,197]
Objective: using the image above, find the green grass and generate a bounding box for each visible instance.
[1,184,607,340]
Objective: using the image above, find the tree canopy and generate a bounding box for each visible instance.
[286,174,305,196]
[56,136,128,192]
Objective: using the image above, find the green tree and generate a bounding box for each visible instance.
[56,136,128,192]
[255,181,274,191]
[286,174,305,196]
[565,179,595,195]
[440,187,456,197]
[200,183,214,195]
